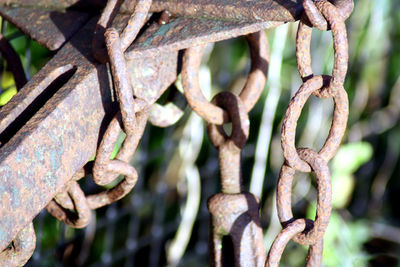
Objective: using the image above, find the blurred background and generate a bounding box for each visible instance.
[1,0,399,266]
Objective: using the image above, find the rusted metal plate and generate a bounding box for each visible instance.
[0,0,302,52]
[0,0,303,22]
[0,0,301,252]
[151,0,302,22]
[0,16,177,250]
[0,0,106,10]
[126,16,282,59]
[0,6,90,50]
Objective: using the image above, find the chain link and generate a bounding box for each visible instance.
[93,0,152,63]
[182,31,269,125]
[266,1,351,266]
[46,0,150,227]
[181,31,269,264]
[206,92,265,266]
[3,0,352,265]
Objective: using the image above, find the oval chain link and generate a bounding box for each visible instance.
[182,31,269,125]
[267,0,352,265]
[47,0,151,226]
[33,0,353,266]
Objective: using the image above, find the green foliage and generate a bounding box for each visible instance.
[331,142,373,208]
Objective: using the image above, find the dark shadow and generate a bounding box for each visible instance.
[274,0,304,20]
[0,67,77,146]
[221,235,235,266]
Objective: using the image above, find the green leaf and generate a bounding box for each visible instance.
[0,86,17,106]
[332,142,373,175]
[1,71,15,89]
[332,173,355,209]
[111,131,127,160]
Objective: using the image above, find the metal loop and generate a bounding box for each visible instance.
[297,1,348,89]
[105,28,138,135]
[265,219,323,267]
[302,0,354,31]
[0,222,36,267]
[93,109,147,185]
[46,179,91,229]
[93,0,152,63]
[87,165,138,210]
[207,92,249,194]
[277,148,331,246]
[281,75,348,172]
[90,110,148,210]
[182,31,269,125]
[207,92,249,149]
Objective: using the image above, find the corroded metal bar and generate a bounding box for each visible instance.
[0,0,301,252]
[0,0,304,21]
[0,16,177,250]
[126,16,281,59]
[0,0,300,52]
[0,6,90,51]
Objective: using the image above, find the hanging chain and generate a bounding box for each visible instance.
[266,1,352,266]
[182,31,269,266]
[45,0,152,229]
[0,0,353,265]
[182,32,269,125]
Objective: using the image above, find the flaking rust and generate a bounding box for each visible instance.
[0,15,177,251]
[0,0,355,265]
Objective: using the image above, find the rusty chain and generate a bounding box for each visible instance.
[44,0,151,228]
[0,0,353,265]
[182,31,269,124]
[266,1,351,266]
[182,31,269,265]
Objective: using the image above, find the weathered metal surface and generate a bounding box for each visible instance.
[150,0,301,22]
[0,0,106,10]
[0,6,90,50]
[0,0,303,21]
[0,16,177,250]
[207,92,249,194]
[266,220,323,267]
[283,0,349,173]
[0,0,302,54]
[208,192,265,266]
[46,170,91,229]
[302,0,353,31]
[281,75,349,173]
[0,0,354,265]
[127,16,280,59]
[267,1,351,265]
[205,93,264,266]
[93,0,152,62]
[277,148,331,246]
[0,222,36,267]
[297,0,349,87]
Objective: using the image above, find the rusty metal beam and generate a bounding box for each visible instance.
[0,0,303,51]
[0,0,303,21]
[126,16,282,59]
[0,7,90,50]
[0,16,177,250]
[0,0,300,251]
[150,0,302,22]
